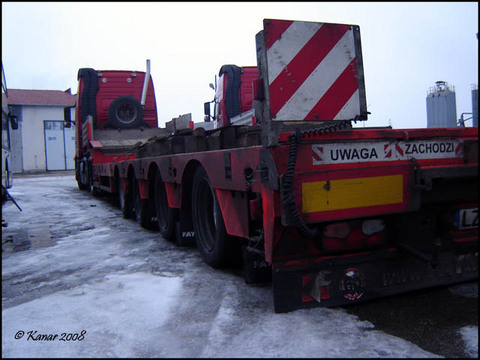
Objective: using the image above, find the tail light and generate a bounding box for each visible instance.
[321,219,386,252]
[362,219,386,236]
[323,222,351,239]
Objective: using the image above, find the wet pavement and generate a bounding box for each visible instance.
[345,282,478,358]
[2,171,478,358]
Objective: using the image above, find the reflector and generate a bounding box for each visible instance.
[362,219,386,236]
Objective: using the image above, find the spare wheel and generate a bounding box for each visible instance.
[108,96,144,128]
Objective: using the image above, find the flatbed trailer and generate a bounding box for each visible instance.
[71,19,478,312]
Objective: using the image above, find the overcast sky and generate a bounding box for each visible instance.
[2,2,478,129]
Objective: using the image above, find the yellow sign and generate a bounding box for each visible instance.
[302,175,403,213]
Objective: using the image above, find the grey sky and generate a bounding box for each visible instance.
[2,2,478,128]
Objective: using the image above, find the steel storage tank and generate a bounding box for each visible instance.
[426,81,457,128]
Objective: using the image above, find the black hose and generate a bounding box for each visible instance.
[281,120,352,238]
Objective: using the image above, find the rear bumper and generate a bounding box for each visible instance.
[273,248,478,313]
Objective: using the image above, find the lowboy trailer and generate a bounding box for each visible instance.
[69,19,478,312]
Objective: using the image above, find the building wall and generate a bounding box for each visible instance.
[20,105,76,172]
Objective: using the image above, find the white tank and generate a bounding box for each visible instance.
[426,81,457,128]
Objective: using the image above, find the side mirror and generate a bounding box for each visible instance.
[9,114,18,130]
[204,102,211,122]
[64,106,73,128]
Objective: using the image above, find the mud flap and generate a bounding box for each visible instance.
[272,249,478,313]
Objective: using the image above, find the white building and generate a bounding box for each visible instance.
[7,89,76,173]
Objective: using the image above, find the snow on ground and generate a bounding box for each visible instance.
[0,175,470,357]
[3,273,181,358]
[460,326,478,359]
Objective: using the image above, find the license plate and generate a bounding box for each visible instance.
[454,208,478,230]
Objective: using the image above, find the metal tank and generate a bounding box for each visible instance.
[426,81,457,128]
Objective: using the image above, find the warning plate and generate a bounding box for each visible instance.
[312,139,463,165]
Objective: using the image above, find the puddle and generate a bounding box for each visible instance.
[2,226,58,253]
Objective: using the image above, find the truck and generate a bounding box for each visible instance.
[2,62,19,201]
[67,19,478,313]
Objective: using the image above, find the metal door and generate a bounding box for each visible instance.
[64,124,75,169]
[44,120,66,170]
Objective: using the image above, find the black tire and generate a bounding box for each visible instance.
[192,166,231,268]
[117,175,133,218]
[108,96,144,129]
[89,166,102,197]
[133,177,151,228]
[77,181,89,191]
[76,159,90,191]
[84,160,92,192]
[154,169,176,240]
[77,176,89,191]
[76,162,89,191]
[90,183,102,197]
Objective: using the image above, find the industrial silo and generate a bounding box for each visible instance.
[472,84,478,127]
[426,81,457,128]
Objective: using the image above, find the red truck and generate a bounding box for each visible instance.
[68,19,478,312]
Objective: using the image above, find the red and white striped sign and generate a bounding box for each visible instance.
[262,19,366,122]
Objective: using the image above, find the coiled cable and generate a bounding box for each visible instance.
[281,120,353,238]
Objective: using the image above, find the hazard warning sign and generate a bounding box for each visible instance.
[261,19,367,122]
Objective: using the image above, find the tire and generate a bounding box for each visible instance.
[192,166,230,268]
[89,166,102,197]
[108,96,144,129]
[133,177,151,228]
[90,183,102,197]
[76,161,89,190]
[77,180,88,191]
[154,169,176,240]
[76,160,90,191]
[117,175,133,218]
[82,160,92,192]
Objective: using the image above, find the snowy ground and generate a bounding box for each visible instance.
[2,174,477,358]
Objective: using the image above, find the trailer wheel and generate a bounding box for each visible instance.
[154,169,175,240]
[108,96,144,129]
[117,175,133,218]
[133,178,151,228]
[192,166,230,268]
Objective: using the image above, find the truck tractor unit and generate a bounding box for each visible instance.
[68,19,478,312]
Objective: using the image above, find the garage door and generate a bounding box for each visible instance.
[44,120,75,171]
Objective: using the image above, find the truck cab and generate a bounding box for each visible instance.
[72,61,166,192]
[2,63,18,197]
[205,65,258,129]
